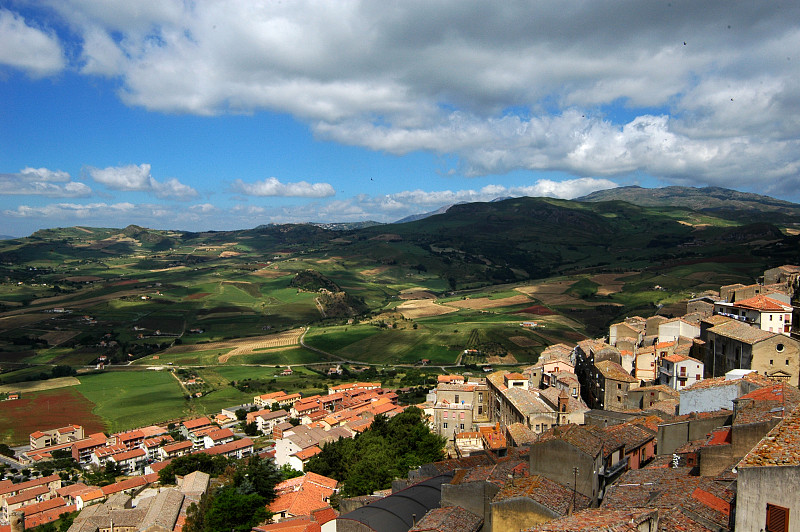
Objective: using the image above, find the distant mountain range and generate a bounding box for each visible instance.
[577,186,800,219]
[394,186,800,226]
[395,204,458,224]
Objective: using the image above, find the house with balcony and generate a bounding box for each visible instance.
[659,354,704,390]
[713,294,793,336]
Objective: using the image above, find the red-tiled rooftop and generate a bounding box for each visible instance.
[739,403,800,467]
[408,505,483,532]
[182,416,212,429]
[734,294,792,312]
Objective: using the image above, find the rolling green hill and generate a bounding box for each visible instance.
[1,188,799,387]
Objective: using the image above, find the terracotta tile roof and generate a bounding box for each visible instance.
[270,473,337,519]
[657,508,717,532]
[139,425,168,438]
[707,320,776,344]
[199,437,254,455]
[409,505,483,532]
[506,423,537,446]
[23,503,77,529]
[109,448,146,462]
[142,435,173,448]
[701,314,732,326]
[733,383,800,425]
[310,506,338,525]
[56,482,90,498]
[0,474,61,497]
[682,371,773,392]
[603,468,734,529]
[739,403,800,467]
[415,454,495,477]
[628,415,665,433]
[504,387,551,415]
[523,508,658,531]
[596,422,655,452]
[73,432,108,450]
[594,360,637,383]
[253,516,320,532]
[734,294,792,312]
[539,387,588,414]
[492,475,589,516]
[662,353,689,363]
[633,384,679,397]
[182,417,212,430]
[205,428,235,441]
[674,438,707,455]
[162,440,193,453]
[451,457,529,488]
[293,446,322,461]
[535,424,602,458]
[705,427,732,447]
[101,476,148,496]
[5,485,50,505]
[486,371,508,391]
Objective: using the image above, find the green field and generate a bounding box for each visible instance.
[76,371,187,431]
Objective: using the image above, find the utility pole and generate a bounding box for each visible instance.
[572,466,579,513]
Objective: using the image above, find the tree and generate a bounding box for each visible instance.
[202,486,267,532]
[306,407,445,497]
[183,456,280,532]
[235,408,247,421]
[242,421,259,436]
[280,463,304,481]
[158,453,231,485]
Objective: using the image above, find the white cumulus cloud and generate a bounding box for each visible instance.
[230,177,335,198]
[0,167,91,197]
[11,1,800,194]
[86,164,198,200]
[0,9,64,77]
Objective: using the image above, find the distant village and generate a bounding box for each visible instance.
[2,264,799,532]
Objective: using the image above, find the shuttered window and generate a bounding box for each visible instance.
[766,503,789,532]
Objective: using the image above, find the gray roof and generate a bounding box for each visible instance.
[140,489,185,530]
[337,473,454,532]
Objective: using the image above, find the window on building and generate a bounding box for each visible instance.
[617,383,621,389]
[766,503,789,532]
[777,344,785,352]
[478,405,483,415]
[617,396,621,402]
[770,359,774,365]
[443,422,448,429]
[460,424,465,430]
[454,394,459,403]
[478,393,483,403]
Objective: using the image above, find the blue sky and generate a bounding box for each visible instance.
[2,1,800,237]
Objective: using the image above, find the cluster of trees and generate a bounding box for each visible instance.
[157,453,232,485]
[182,455,282,532]
[306,407,445,497]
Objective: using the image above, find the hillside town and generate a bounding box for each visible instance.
[1,264,799,531]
